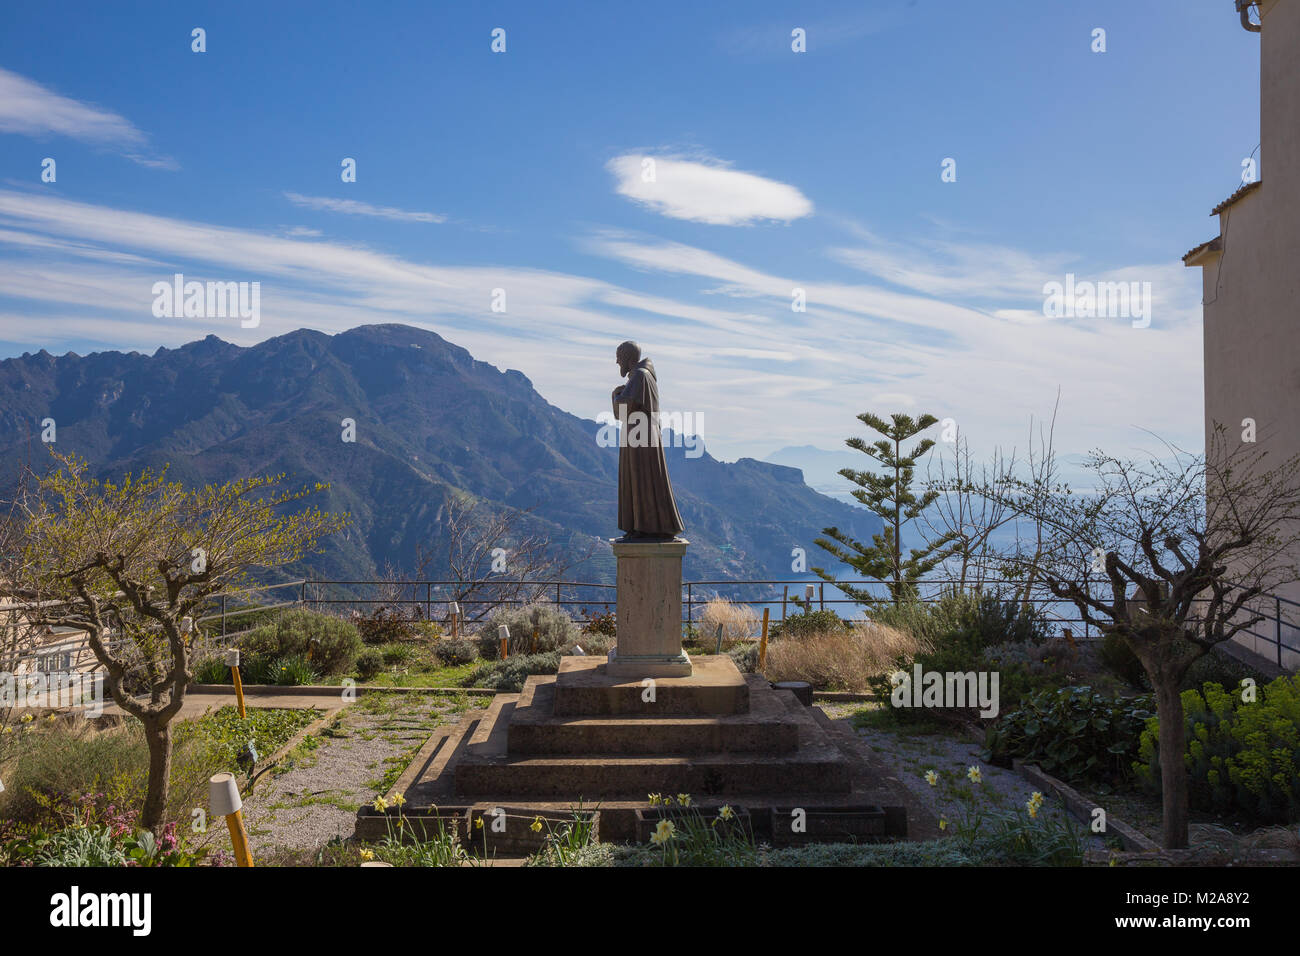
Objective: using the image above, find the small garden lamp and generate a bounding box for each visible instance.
[499,624,510,659]
[225,647,246,718]
[209,771,254,867]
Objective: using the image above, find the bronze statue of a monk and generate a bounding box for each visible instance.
[612,341,685,541]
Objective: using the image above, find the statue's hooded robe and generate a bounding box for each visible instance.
[613,358,685,537]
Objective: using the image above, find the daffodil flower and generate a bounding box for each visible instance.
[676,793,691,807]
[718,804,734,821]
[939,817,948,830]
[530,816,543,833]
[650,819,676,845]
[393,792,406,808]
[924,770,938,786]
[359,849,374,861]
[474,816,484,830]
[966,765,982,784]
[373,796,388,812]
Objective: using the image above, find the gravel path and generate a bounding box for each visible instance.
[223,693,472,857]
[821,702,1107,850]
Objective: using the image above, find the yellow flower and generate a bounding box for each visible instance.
[1027,804,1039,819]
[474,816,484,829]
[924,770,938,787]
[373,796,388,812]
[393,792,406,808]
[718,804,734,821]
[939,817,948,830]
[648,793,662,806]
[676,793,691,807]
[530,816,543,833]
[20,714,33,723]
[966,765,982,784]
[1029,791,1044,807]
[663,795,674,806]
[359,849,374,861]
[650,819,676,846]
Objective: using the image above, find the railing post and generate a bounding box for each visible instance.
[426,582,432,622]
[1278,595,1283,668]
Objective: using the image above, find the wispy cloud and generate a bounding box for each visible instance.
[0,67,176,169]
[283,192,447,223]
[606,154,813,226]
[0,187,1204,464]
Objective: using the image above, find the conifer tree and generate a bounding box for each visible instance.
[812,412,957,606]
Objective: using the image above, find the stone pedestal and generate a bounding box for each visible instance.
[605,537,692,678]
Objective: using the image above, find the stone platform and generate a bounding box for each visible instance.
[369,654,922,844]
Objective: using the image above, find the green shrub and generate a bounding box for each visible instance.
[23,824,130,867]
[1180,646,1269,694]
[239,609,362,676]
[582,610,617,638]
[380,642,417,666]
[268,654,319,686]
[769,610,845,640]
[478,603,580,658]
[355,648,384,682]
[351,606,418,645]
[728,643,758,673]
[983,686,1153,783]
[1099,631,1147,689]
[869,593,1060,719]
[192,656,231,685]
[433,637,480,667]
[1136,675,1300,824]
[470,652,562,692]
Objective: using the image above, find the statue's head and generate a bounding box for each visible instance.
[616,340,640,376]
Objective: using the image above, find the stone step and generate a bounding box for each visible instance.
[506,676,799,755]
[454,687,852,798]
[551,654,749,716]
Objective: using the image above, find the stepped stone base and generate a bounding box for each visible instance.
[377,654,924,844]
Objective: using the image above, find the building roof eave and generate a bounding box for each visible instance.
[1183,236,1222,267]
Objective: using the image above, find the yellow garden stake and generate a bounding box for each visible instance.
[531,627,539,654]
[209,772,254,867]
[758,608,770,672]
[450,602,460,640]
[225,647,246,718]
[499,624,509,659]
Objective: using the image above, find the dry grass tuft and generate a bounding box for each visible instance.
[697,598,761,649]
[763,623,928,692]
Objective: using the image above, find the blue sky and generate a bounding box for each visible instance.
[0,0,1262,470]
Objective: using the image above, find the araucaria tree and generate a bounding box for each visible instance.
[990,425,1300,849]
[17,451,347,831]
[813,412,957,606]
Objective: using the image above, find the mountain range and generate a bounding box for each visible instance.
[0,324,880,592]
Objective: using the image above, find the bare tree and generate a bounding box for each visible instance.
[414,492,595,623]
[923,429,1016,591]
[987,424,1300,848]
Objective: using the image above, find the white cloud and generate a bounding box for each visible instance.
[0,188,1205,466]
[0,68,175,169]
[283,192,447,223]
[607,154,813,225]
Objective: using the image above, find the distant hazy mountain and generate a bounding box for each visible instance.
[763,444,865,503]
[0,324,881,587]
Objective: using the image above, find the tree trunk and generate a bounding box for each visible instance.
[140,715,173,833]
[1154,677,1189,849]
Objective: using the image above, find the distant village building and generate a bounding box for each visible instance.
[1184,1,1299,669]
